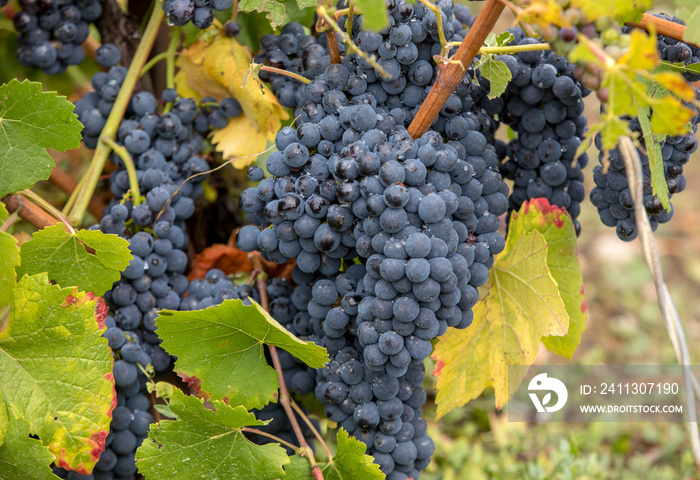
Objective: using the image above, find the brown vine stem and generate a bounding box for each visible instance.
[20,190,76,233]
[619,136,700,474]
[2,195,63,231]
[407,0,505,138]
[626,13,699,50]
[248,254,325,480]
[324,1,342,65]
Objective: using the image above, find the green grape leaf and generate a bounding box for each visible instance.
[286,454,314,478]
[352,0,390,31]
[0,79,82,197]
[238,0,316,27]
[238,0,286,27]
[136,389,289,480]
[478,57,512,99]
[321,428,385,480]
[507,199,586,359]
[432,230,568,417]
[16,224,132,297]
[636,104,671,212]
[0,203,19,307]
[156,299,329,409]
[484,31,514,48]
[569,0,652,23]
[284,430,386,480]
[676,4,700,45]
[0,392,6,448]
[0,417,57,480]
[655,60,700,76]
[0,274,115,474]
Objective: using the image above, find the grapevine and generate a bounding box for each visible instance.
[1,0,700,479]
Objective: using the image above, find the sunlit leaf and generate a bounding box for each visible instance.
[156,299,328,409]
[0,274,115,473]
[432,230,568,416]
[136,389,289,480]
[0,80,82,197]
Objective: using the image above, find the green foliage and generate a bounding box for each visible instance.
[0,79,83,197]
[283,429,386,480]
[321,429,386,480]
[636,105,671,211]
[16,223,132,297]
[238,0,317,28]
[570,0,652,23]
[0,417,56,480]
[156,299,328,409]
[0,204,19,307]
[136,388,290,480]
[675,1,700,45]
[507,199,587,358]
[476,32,515,100]
[351,0,390,32]
[0,274,114,473]
[433,227,569,416]
[572,30,695,155]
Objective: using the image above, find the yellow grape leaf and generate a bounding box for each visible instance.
[618,29,659,71]
[570,0,652,23]
[650,96,695,136]
[518,0,567,29]
[175,36,289,162]
[210,117,269,169]
[432,230,569,417]
[652,72,696,101]
[508,200,586,359]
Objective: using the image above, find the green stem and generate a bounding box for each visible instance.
[476,43,551,54]
[346,6,354,49]
[418,0,448,57]
[140,52,169,78]
[100,136,143,205]
[163,27,180,114]
[65,4,164,225]
[260,65,311,84]
[242,428,300,452]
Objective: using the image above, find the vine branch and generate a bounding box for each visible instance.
[619,136,700,474]
[626,13,699,49]
[407,0,505,138]
[65,5,164,225]
[2,195,62,231]
[248,255,325,480]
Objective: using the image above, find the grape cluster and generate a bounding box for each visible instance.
[14,0,104,73]
[589,107,698,241]
[53,312,157,480]
[492,28,590,235]
[236,1,510,476]
[162,0,233,29]
[638,15,700,82]
[56,67,247,478]
[484,28,590,234]
[255,22,347,109]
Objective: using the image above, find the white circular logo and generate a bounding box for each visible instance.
[528,373,568,413]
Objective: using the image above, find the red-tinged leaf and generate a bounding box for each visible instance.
[0,274,115,473]
[187,243,294,282]
[432,229,568,416]
[509,199,587,358]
